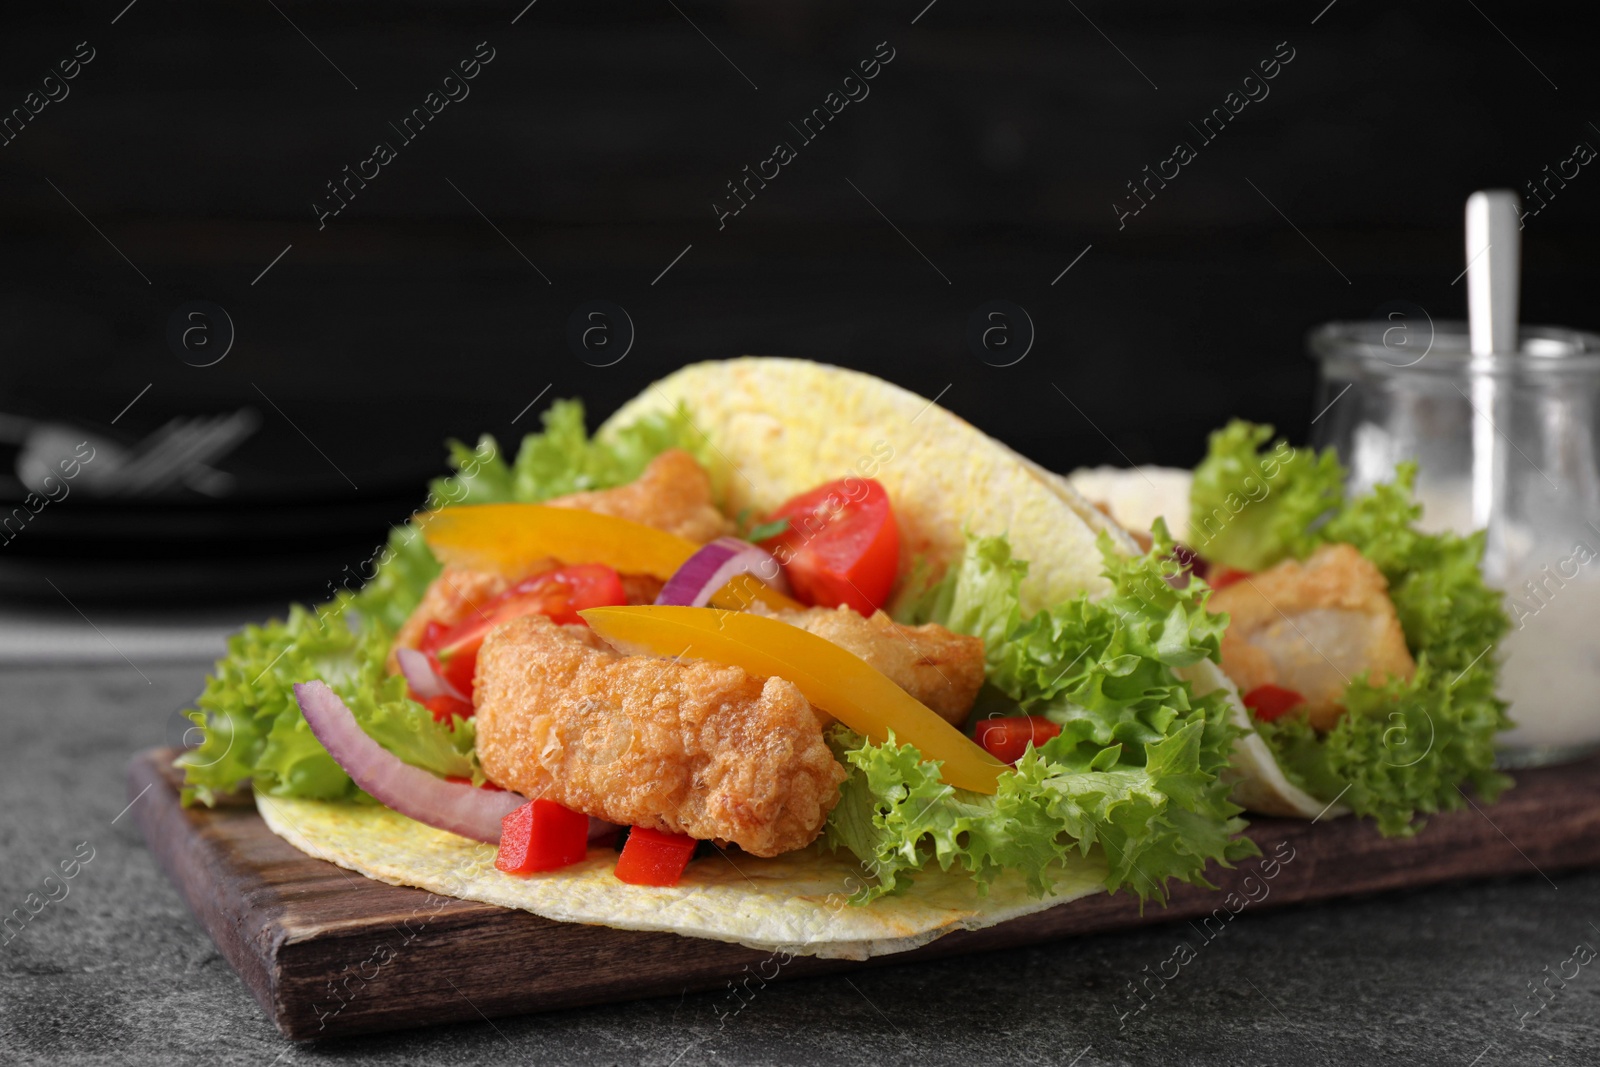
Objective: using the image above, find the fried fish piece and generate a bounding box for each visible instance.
[545,448,733,544]
[474,614,846,857]
[1207,542,1416,730]
[746,603,985,726]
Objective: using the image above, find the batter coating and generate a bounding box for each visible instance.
[545,448,733,544]
[474,614,846,856]
[748,603,985,725]
[1208,542,1416,730]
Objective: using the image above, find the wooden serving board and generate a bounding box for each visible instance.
[130,746,1600,1040]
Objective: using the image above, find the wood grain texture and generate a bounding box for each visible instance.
[129,747,1600,1040]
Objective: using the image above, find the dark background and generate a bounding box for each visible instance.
[3,0,1596,603]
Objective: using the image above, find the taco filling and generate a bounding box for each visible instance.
[179,364,1256,943]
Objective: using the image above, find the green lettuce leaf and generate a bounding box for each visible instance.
[1188,420,1345,571]
[1258,662,1509,836]
[179,400,693,804]
[426,398,704,510]
[177,603,477,805]
[834,525,1254,904]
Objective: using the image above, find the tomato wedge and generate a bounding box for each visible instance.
[613,826,698,886]
[1209,566,1252,590]
[757,479,899,615]
[423,694,474,723]
[1242,684,1306,723]
[418,564,629,700]
[445,776,505,791]
[974,716,1062,765]
[495,799,591,874]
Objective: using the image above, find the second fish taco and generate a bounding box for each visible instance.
[1069,420,1513,831]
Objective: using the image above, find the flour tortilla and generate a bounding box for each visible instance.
[258,793,1108,960]
[1066,465,1349,821]
[601,358,1140,617]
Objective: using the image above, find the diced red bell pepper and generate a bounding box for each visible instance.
[422,694,475,723]
[973,715,1062,765]
[1209,565,1252,590]
[613,826,698,887]
[1242,684,1307,723]
[495,799,591,874]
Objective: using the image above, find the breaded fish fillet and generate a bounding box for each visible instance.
[546,448,732,544]
[1207,542,1416,730]
[748,603,985,726]
[474,614,846,856]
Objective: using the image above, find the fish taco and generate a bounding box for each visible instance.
[1068,420,1513,831]
[182,358,1265,959]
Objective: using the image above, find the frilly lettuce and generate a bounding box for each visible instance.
[829,525,1254,904]
[178,604,477,805]
[1192,424,1512,834]
[1188,420,1344,571]
[179,400,695,805]
[426,398,706,511]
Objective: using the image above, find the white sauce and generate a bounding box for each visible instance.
[1497,570,1600,749]
[1411,482,1600,752]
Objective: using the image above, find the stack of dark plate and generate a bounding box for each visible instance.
[0,385,440,607]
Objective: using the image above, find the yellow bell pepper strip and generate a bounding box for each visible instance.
[418,504,804,610]
[580,605,1006,794]
[707,572,803,613]
[420,504,698,578]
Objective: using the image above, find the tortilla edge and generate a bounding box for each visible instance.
[256,792,1110,961]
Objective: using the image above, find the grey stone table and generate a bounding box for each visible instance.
[3,661,1597,1067]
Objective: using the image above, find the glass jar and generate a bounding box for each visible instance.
[1308,319,1600,768]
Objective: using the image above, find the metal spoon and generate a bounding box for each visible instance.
[1465,189,1521,530]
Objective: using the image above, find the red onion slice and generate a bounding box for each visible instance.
[654,536,790,608]
[395,647,467,702]
[293,681,524,843]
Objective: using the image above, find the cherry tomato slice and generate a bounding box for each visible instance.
[422,694,475,723]
[756,479,899,615]
[613,826,698,887]
[1209,566,1252,590]
[431,650,479,703]
[973,715,1062,765]
[1242,684,1307,723]
[444,776,505,791]
[418,564,629,698]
